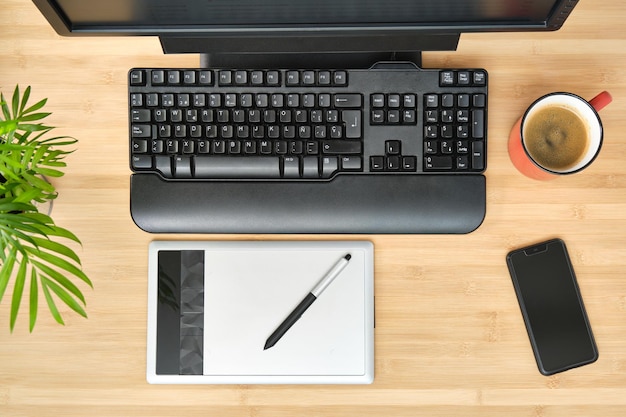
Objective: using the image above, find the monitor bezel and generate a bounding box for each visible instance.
[31,0,579,66]
[32,0,579,37]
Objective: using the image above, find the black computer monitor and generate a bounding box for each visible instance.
[32,0,579,68]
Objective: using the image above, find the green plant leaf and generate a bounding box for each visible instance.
[0,201,36,213]
[0,224,37,254]
[19,86,32,114]
[16,123,52,134]
[22,172,55,194]
[22,99,48,117]
[11,85,20,118]
[40,277,64,326]
[41,277,87,318]
[36,223,82,244]
[39,136,77,147]
[0,120,18,135]
[0,247,18,302]
[1,92,10,119]
[17,113,51,122]
[17,211,54,225]
[29,269,38,332]
[30,249,91,287]
[30,236,81,264]
[31,259,87,303]
[10,257,28,332]
[0,216,44,235]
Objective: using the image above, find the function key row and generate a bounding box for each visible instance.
[130,69,348,88]
[439,70,487,87]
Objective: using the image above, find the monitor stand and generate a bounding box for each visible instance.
[159,33,460,69]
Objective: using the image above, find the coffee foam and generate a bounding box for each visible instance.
[522,94,602,173]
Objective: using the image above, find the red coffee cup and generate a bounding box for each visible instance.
[508,91,612,180]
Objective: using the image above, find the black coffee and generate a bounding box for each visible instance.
[523,105,589,171]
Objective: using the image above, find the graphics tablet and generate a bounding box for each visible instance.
[146,240,374,384]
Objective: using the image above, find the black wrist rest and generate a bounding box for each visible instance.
[130,173,486,234]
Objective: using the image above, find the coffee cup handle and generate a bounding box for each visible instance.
[589,91,612,112]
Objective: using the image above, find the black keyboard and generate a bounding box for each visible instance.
[128,62,488,234]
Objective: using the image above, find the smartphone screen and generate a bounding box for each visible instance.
[506,238,598,375]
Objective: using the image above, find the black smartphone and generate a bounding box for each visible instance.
[506,238,598,375]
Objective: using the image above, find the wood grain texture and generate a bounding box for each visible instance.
[1,0,626,415]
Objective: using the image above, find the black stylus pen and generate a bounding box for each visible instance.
[263,253,352,350]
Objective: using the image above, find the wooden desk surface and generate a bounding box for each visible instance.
[2,0,626,415]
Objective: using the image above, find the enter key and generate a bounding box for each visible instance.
[342,110,362,138]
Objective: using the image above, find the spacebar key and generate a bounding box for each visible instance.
[194,156,280,179]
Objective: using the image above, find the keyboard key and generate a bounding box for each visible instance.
[403,109,416,124]
[457,156,469,170]
[132,155,152,169]
[132,139,148,153]
[341,156,362,171]
[151,70,165,85]
[473,71,487,86]
[234,70,248,85]
[154,156,172,177]
[333,71,347,85]
[387,110,400,124]
[130,93,143,107]
[440,71,455,86]
[194,156,280,178]
[322,140,362,155]
[219,71,233,85]
[370,156,384,171]
[302,71,315,85]
[250,71,264,85]
[266,71,280,85]
[146,93,158,107]
[183,71,196,84]
[425,94,438,107]
[404,94,417,108]
[286,71,299,86]
[386,140,401,155]
[130,70,145,86]
[424,140,437,154]
[472,109,485,138]
[386,155,401,170]
[457,140,469,153]
[174,156,192,178]
[473,94,486,107]
[402,156,417,171]
[318,71,331,85]
[387,94,401,108]
[342,110,362,138]
[472,141,485,170]
[198,70,213,85]
[371,110,385,125]
[425,156,453,170]
[132,124,151,138]
[283,156,300,178]
[131,109,150,122]
[457,71,470,85]
[334,94,362,108]
[321,157,339,178]
[302,157,319,178]
[168,71,181,84]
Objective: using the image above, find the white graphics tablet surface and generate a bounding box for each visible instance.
[147,241,374,384]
